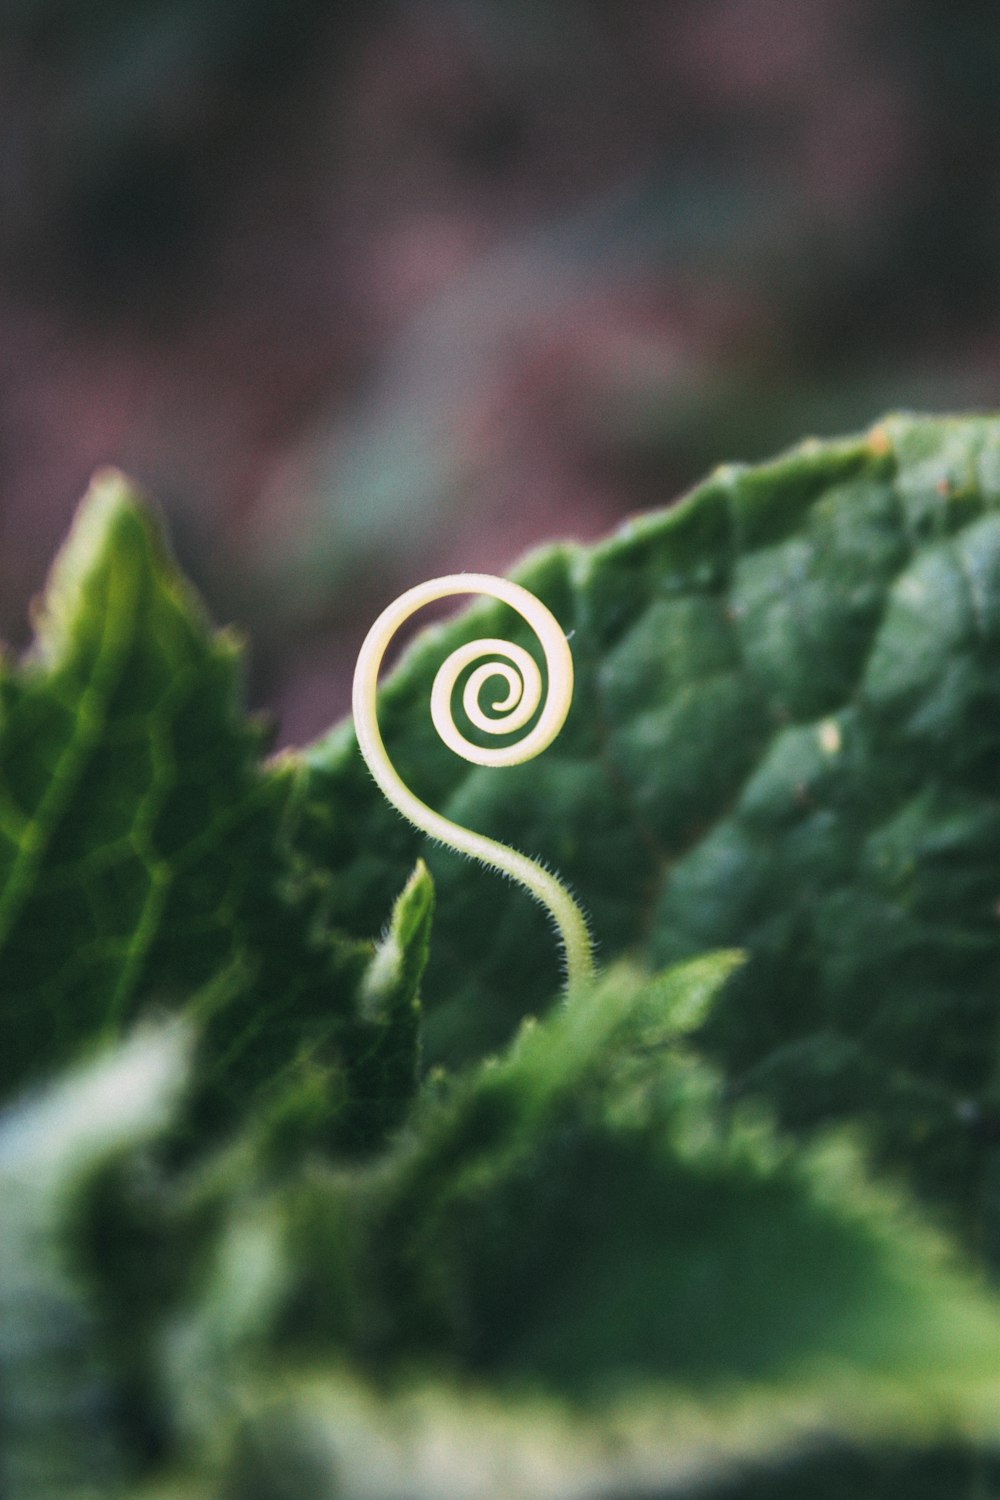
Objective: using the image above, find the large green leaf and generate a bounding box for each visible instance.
[0,471,429,1152]
[301,413,1000,1249]
[128,961,1000,1499]
[275,959,1000,1388]
[13,970,996,1500]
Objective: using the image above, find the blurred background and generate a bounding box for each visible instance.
[0,0,997,744]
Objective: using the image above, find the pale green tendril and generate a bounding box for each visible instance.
[352,573,595,990]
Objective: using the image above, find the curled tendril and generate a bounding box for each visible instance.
[352,573,594,990]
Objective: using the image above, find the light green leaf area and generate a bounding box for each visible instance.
[302,414,1000,1250]
[142,962,1000,1499]
[0,472,427,1152]
[170,1369,1000,1500]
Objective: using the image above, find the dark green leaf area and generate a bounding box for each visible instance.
[432,1132,902,1394]
[0,473,427,1156]
[692,1445,1000,1500]
[281,960,1000,1405]
[304,415,1000,1241]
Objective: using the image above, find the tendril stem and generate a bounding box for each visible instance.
[352,573,594,990]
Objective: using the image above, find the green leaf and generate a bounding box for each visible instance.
[279,961,1000,1388]
[301,414,1000,1250]
[0,1022,190,1499]
[152,962,1000,1499]
[0,471,428,1153]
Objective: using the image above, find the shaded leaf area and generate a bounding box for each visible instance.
[693,1445,1000,1500]
[0,472,428,1152]
[275,960,1000,1401]
[303,413,1000,1252]
[0,1023,190,1500]
[75,963,1000,1500]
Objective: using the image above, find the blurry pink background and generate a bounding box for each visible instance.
[0,0,994,744]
